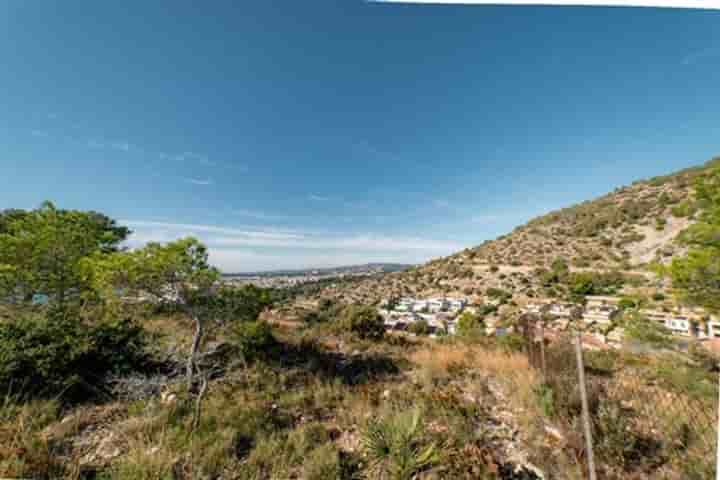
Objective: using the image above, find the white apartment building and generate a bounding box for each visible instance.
[706,315,720,339]
[447,298,467,311]
[548,303,577,318]
[641,308,697,337]
[583,296,621,326]
[427,298,448,313]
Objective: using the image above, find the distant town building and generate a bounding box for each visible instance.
[377,296,468,335]
[583,296,621,325]
[640,307,703,337]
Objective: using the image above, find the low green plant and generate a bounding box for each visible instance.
[497,333,526,353]
[338,304,385,341]
[621,310,673,349]
[0,394,70,478]
[455,311,484,338]
[361,408,439,480]
[534,382,557,418]
[593,400,640,471]
[0,314,146,401]
[407,319,431,336]
[303,443,342,480]
[231,320,277,363]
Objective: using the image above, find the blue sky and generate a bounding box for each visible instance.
[2,1,719,271]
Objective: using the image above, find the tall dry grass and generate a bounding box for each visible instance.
[410,341,536,386]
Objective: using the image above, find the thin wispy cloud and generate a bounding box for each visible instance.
[111,141,131,152]
[309,194,331,201]
[84,138,135,152]
[123,220,464,270]
[29,118,238,172]
[162,151,213,165]
[185,177,213,186]
[122,220,305,239]
[230,208,289,221]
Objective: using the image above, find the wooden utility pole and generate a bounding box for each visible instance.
[539,321,546,381]
[574,329,597,480]
[538,304,551,381]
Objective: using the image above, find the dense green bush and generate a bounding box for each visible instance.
[455,311,484,338]
[213,284,272,323]
[621,311,672,349]
[300,310,323,324]
[0,314,147,401]
[407,319,431,336]
[671,200,697,218]
[231,320,277,362]
[338,305,385,340]
[306,299,344,325]
[497,332,526,353]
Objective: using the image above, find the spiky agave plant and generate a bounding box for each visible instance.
[360,407,439,480]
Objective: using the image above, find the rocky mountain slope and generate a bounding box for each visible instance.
[308,157,720,308]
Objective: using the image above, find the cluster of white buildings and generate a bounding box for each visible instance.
[524,295,720,345]
[378,296,469,335]
[640,307,720,340]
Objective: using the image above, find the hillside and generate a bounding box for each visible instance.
[4,163,720,480]
[306,158,720,308]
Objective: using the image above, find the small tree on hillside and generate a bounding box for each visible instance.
[339,304,385,340]
[456,311,484,337]
[668,166,720,313]
[0,202,130,314]
[83,237,220,391]
[83,237,273,429]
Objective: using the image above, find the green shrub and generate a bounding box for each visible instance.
[301,310,323,324]
[213,285,273,322]
[408,319,432,336]
[621,311,672,349]
[303,443,342,480]
[671,200,697,218]
[593,400,641,471]
[497,332,526,353]
[361,408,439,480]
[231,320,277,362]
[0,314,146,401]
[618,296,638,310]
[534,382,557,418]
[338,305,385,341]
[455,311,483,338]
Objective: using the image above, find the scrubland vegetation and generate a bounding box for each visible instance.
[5,158,720,478]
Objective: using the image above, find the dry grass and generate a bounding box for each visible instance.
[410,341,534,383]
[0,397,77,478]
[410,342,471,371]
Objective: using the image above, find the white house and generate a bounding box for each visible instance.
[583,296,620,326]
[707,316,720,339]
[447,298,467,312]
[427,298,448,313]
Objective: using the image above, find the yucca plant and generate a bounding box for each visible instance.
[360,408,439,480]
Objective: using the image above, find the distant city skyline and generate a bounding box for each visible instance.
[2,2,719,271]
